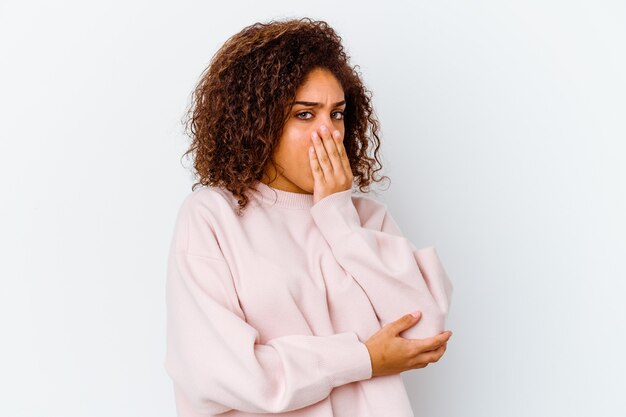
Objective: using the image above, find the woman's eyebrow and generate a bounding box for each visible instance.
[293,100,346,107]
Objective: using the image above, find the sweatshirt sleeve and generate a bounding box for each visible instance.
[163,194,373,415]
[309,189,454,340]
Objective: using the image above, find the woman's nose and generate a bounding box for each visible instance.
[314,119,334,136]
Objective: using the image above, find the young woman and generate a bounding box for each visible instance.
[164,17,454,417]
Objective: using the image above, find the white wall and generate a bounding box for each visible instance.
[2,1,624,416]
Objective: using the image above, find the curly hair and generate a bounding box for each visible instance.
[181,17,390,216]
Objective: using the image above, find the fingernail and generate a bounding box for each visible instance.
[320,124,327,131]
[410,310,421,318]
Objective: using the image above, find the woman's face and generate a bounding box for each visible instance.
[261,67,346,194]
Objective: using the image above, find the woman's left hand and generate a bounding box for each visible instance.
[308,123,353,205]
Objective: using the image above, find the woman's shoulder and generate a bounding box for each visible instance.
[173,185,241,235]
[172,185,239,257]
[350,190,388,216]
[179,184,240,215]
[351,191,387,210]
[346,191,388,229]
[349,191,403,235]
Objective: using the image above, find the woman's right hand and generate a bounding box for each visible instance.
[364,311,452,377]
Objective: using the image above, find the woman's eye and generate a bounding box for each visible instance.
[296,111,344,120]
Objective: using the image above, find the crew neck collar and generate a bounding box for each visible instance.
[250,181,315,210]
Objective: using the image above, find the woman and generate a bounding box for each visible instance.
[164,17,454,417]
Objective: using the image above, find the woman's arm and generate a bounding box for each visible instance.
[164,197,372,415]
[310,190,454,340]
[165,251,372,415]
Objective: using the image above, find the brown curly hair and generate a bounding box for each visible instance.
[181,17,390,216]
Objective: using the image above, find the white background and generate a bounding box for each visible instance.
[2,1,625,416]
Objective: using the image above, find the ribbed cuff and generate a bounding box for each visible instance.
[310,189,360,244]
[318,332,373,387]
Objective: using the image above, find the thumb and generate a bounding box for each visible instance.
[389,310,421,335]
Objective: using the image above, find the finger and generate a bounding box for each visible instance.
[422,340,448,353]
[415,343,446,366]
[332,129,352,177]
[311,130,333,181]
[415,331,452,351]
[319,124,342,175]
[426,345,446,363]
[308,144,325,186]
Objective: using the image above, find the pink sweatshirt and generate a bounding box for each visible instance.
[164,180,453,417]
